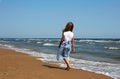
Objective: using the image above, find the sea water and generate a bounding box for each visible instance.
[0,38,120,79]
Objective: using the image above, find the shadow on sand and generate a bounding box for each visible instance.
[43,64,65,70]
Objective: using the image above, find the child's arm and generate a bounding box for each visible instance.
[71,36,75,52]
[58,33,64,48]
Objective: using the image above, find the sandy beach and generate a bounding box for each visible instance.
[0,48,113,79]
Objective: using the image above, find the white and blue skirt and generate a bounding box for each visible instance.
[57,41,72,60]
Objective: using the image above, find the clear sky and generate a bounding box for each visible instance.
[0,0,120,38]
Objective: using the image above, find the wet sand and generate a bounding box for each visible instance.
[0,48,113,79]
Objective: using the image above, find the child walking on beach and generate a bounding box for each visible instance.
[57,22,75,71]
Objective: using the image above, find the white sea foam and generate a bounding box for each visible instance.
[79,39,120,43]
[43,43,57,46]
[0,44,120,79]
[104,47,120,50]
[36,42,42,44]
[0,44,14,48]
[0,40,8,43]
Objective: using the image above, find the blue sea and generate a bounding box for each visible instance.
[0,38,120,79]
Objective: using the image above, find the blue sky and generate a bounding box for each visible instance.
[0,0,120,38]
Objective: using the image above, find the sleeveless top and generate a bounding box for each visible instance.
[63,31,74,41]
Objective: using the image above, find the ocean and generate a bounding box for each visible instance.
[0,38,120,79]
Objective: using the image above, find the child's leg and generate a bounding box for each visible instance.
[63,58,70,71]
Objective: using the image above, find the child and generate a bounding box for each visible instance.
[57,22,75,71]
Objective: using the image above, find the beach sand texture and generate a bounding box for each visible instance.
[0,48,112,79]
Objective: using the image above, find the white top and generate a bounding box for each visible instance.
[64,31,74,41]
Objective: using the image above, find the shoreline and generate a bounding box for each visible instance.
[0,48,113,79]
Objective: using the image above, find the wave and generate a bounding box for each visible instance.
[78,39,120,43]
[0,44,120,79]
[0,44,15,48]
[0,40,8,43]
[104,47,120,50]
[36,42,42,44]
[43,43,57,46]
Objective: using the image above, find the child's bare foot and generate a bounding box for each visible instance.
[65,67,70,71]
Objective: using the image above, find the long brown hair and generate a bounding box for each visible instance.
[63,22,74,32]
